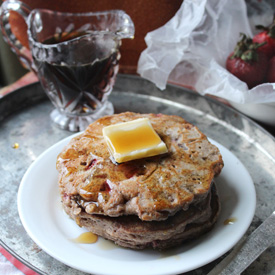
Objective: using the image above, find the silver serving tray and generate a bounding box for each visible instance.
[0,74,274,274]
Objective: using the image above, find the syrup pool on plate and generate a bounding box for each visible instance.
[73,232,98,244]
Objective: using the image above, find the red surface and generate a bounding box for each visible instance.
[0,246,39,275]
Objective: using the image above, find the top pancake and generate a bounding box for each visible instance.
[57,112,223,221]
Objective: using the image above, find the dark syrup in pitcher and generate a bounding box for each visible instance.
[35,31,119,114]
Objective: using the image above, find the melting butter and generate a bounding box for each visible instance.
[97,239,118,250]
[103,118,168,163]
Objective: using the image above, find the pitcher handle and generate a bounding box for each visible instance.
[0,0,33,71]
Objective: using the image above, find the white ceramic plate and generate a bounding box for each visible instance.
[18,135,256,275]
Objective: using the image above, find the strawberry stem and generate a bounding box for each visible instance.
[255,15,275,38]
[231,33,266,62]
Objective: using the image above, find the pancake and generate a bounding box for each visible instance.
[57,112,223,221]
[57,112,223,250]
[62,182,220,250]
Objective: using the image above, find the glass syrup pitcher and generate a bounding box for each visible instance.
[0,0,135,131]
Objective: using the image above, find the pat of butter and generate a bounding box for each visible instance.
[102,118,168,163]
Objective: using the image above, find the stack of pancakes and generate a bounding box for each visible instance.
[57,112,223,250]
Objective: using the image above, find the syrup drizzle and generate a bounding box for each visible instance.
[108,123,161,154]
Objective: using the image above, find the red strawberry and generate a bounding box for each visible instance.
[226,34,269,88]
[267,56,275,83]
[253,17,275,58]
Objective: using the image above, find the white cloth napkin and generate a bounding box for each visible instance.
[137,0,275,104]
